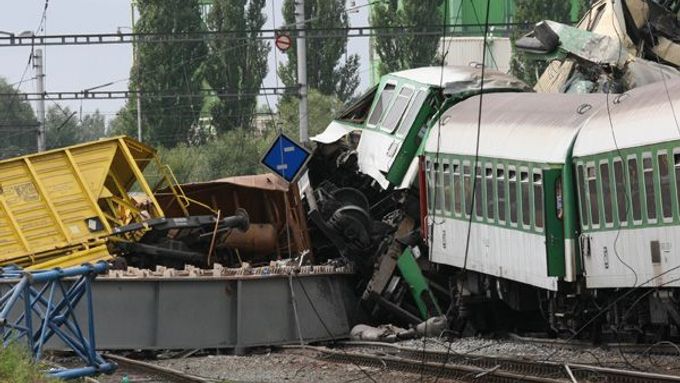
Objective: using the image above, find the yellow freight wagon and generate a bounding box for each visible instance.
[0,136,187,269]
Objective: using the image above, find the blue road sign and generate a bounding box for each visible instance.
[261,133,311,183]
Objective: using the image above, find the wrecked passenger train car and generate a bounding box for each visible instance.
[307,64,680,339]
[304,67,529,323]
[422,77,680,339]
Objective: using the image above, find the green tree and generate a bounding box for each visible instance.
[371,0,443,76]
[205,0,270,133]
[0,78,38,159]
[279,0,360,102]
[45,106,78,149]
[45,106,107,149]
[79,110,107,142]
[272,89,344,139]
[510,0,588,86]
[158,129,266,182]
[128,0,208,147]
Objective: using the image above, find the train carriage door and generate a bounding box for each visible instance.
[543,168,566,277]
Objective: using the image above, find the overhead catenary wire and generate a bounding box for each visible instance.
[0,21,561,48]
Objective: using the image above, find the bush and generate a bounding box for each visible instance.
[158,129,268,183]
[0,345,56,383]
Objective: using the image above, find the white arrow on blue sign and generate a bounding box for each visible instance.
[260,133,311,183]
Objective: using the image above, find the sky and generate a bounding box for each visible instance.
[0,1,372,124]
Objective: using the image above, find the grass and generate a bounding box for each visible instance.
[0,345,58,383]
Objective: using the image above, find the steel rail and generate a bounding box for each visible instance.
[507,334,680,356]
[316,343,680,383]
[103,353,214,383]
[310,346,564,383]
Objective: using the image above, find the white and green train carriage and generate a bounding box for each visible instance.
[422,91,607,292]
[422,78,680,336]
[573,78,680,290]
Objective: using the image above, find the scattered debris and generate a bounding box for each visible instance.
[517,0,680,93]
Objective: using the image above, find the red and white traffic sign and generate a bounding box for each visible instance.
[275,34,292,52]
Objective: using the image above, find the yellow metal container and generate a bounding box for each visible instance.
[0,136,179,269]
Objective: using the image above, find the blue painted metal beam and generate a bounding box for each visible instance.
[0,261,114,380]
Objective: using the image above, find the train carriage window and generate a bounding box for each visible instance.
[475,165,483,219]
[586,164,600,226]
[599,161,613,225]
[577,164,588,228]
[613,159,627,225]
[521,170,530,228]
[381,86,414,133]
[509,167,518,225]
[675,151,680,218]
[658,152,672,220]
[463,163,472,217]
[627,156,642,222]
[486,166,495,221]
[367,83,396,126]
[443,162,452,215]
[497,166,506,223]
[435,162,444,213]
[453,161,462,216]
[533,171,544,229]
[396,90,427,138]
[643,154,657,221]
[426,159,434,214]
[337,86,377,124]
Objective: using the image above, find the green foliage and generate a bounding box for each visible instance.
[275,89,344,139]
[370,0,444,76]
[0,345,56,383]
[128,0,208,147]
[205,0,270,134]
[107,105,136,138]
[45,106,107,150]
[510,0,588,86]
[158,129,267,183]
[158,90,341,183]
[279,0,360,101]
[0,77,38,159]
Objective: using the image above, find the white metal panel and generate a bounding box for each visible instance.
[425,92,607,164]
[428,216,558,291]
[573,78,680,157]
[355,129,394,189]
[440,37,513,73]
[390,65,524,90]
[583,226,680,288]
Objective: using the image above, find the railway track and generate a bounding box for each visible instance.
[305,342,680,383]
[507,334,680,356]
[101,353,215,383]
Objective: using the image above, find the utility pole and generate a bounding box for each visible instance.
[33,48,46,152]
[295,0,308,144]
[131,3,143,142]
[135,42,142,142]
